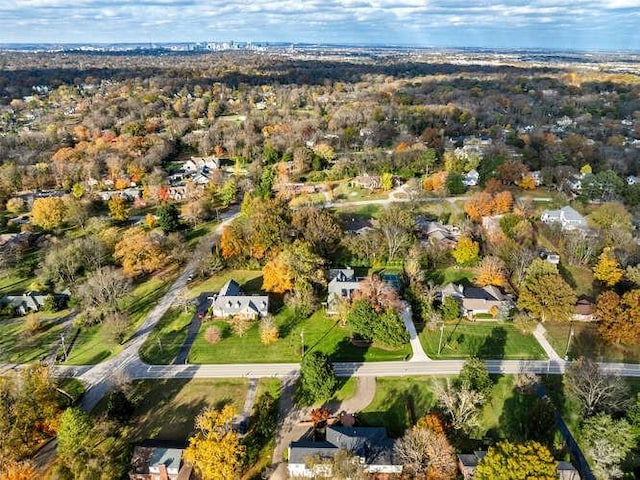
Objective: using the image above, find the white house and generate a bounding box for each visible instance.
[462,169,480,187]
[209,280,269,319]
[541,206,588,231]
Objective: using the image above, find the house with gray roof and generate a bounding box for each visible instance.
[209,280,269,320]
[1,291,69,316]
[326,268,362,314]
[129,444,192,480]
[541,206,587,231]
[288,426,402,478]
[441,283,512,319]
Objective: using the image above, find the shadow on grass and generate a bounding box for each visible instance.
[476,326,507,359]
[327,338,368,363]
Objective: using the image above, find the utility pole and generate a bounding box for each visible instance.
[564,323,574,361]
[300,329,304,357]
[60,333,67,361]
[437,322,445,356]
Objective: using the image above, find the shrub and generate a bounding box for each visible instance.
[230,316,251,337]
[259,316,279,344]
[204,326,222,344]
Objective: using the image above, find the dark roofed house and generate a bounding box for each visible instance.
[326,268,362,314]
[288,426,402,478]
[441,283,512,319]
[1,290,69,316]
[574,299,595,322]
[209,280,269,320]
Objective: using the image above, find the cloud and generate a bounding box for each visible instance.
[0,0,637,49]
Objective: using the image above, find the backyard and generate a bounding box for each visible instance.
[418,321,546,360]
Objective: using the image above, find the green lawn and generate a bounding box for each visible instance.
[562,264,594,299]
[331,204,381,218]
[188,308,411,364]
[188,270,264,297]
[425,266,474,286]
[139,307,193,364]
[419,321,546,360]
[0,310,70,363]
[98,378,249,442]
[545,322,640,363]
[359,377,442,436]
[0,272,32,295]
[63,271,178,365]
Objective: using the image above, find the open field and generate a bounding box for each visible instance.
[188,308,411,364]
[419,321,546,360]
[187,270,264,298]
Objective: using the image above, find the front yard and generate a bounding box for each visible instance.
[188,307,411,364]
[0,310,70,363]
[418,320,546,360]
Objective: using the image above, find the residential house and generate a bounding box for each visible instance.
[184,156,220,172]
[342,218,375,236]
[209,280,269,319]
[129,445,192,480]
[463,169,480,187]
[574,299,595,322]
[415,217,459,249]
[350,174,381,190]
[458,452,579,480]
[288,426,403,478]
[441,283,512,319]
[1,290,69,316]
[326,268,362,314]
[541,206,588,231]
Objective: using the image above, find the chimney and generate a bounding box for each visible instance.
[158,464,169,480]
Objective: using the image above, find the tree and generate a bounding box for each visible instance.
[262,241,325,294]
[517,259,576,322]
[380,172,394,191]
[114,227,167,276]
[377,204,414,262]
[157,203,181,233]
[347,300,378,341]
[595,290,640,344]
[464,192,494,221]
[440,296,461,321]
[452,236,480,266]
[445,171,465,195]
[373,309,409,348]
[291,207,342,257]
[457,357,492,397]
[474,441,557,480]
[181,199,210,226]
[77,266,131,319]
[593,247,623,287]
[184,405,245,480]
[107,195,129,222]
[565,357,630,416]
[493,190,513,214]
[298,352,337,406]
[394,425,457,479]
[0,460,38,480]
[205,326,222,344]
[589,202,632,231]
[435,380,485,434]
[581,413,635,480]
[351,274,401,313]
[259,316,279,344]
[31,197,66,230]
[218,178,237,207]
[220,221,248,260]
[475,256,508,287]
[63,196,91,229]
[57,407,93,462]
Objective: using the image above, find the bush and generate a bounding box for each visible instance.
[259,316,279,345]
[230,316,251,337]
[204,326,222,344]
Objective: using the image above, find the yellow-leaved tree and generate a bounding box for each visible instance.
[474,441,556,480]
[31,197,66,230]
[184,405,245,480]
[593,247,623,287]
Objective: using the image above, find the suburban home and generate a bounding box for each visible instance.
[350,174,381,190]
[184,155,220,172]
[288,426,403,478]
[574,299,595,321]
[441,283,512,319]
[1,290,69,316]
[129,445,192,480]
[541,206,588,231]
[326,268,362,314]
[209,280,269,319]
[415,217,459,249]
[463,169,480,187]
[458,452,579,480]
[342,218,375,236]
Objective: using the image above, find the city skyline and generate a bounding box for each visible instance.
[1,0,639,51]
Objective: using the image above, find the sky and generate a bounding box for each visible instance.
[0,0,639,51]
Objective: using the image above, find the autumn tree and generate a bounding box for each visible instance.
[291,206,342,257]
[475,256,508,287]
[493,190,513,214]
[0,460,38,480]
[595,289,640,344]
[220,221,248,260]
[56,407,93,466]
[259,316,279,345]
[114,227,167,276]
[262,241,325,294]
[394,423,457,479]
[517,259,576,322]
[184,405,245,480]
[351,274,401,313]
[107,195,129,222]
[474,441,557,480]
[435,380,485,434]
[452,236,480,266]
[565,357,630,416]
[464,192,494,222]
[298,352,337,406]
[377,204,415,262]
[589,202,632,231]
[31,196,66,230]
[593,247,623,287]
[380,172,394,191]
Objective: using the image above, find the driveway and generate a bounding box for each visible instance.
[173,293,209,364]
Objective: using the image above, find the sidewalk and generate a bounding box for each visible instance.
[401,302,431,362]
[533,323,562,361]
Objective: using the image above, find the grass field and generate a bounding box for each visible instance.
[188,308,411,364]
[419,321,546,360]
[108,378,250,442]
[139,307,193,364]
[0,310,70,363]
[64,270,178,365]
[188,270,264,297]
[545,322,640,363]
[425,266,474,286]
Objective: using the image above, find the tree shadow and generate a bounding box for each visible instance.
[498,387,556,448]
[328,338,368,363]
[242,276,265,295]
[477,327,507,359]
[557,262,577,290]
